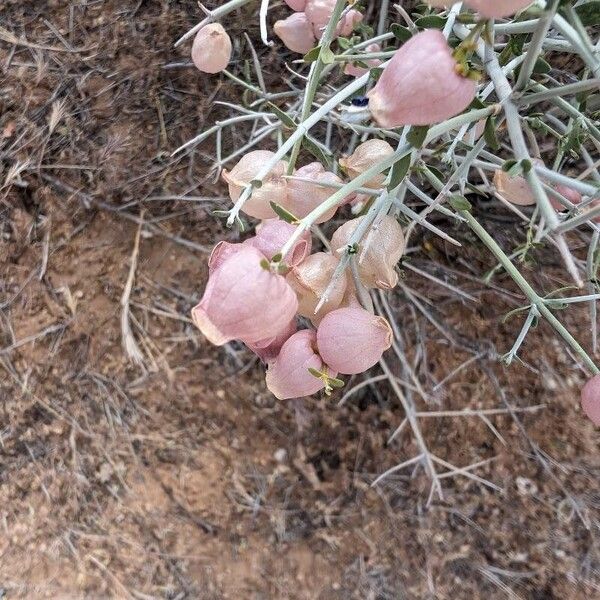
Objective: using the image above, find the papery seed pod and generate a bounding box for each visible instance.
[222,151,288,220]
[550,184,584,212]
[367,29,476,128]
[208,241,243,274]
[465,0,532,18]
[330,215,405,290]
[284,162,345,223]
[250,219,312,267]
[493,169,536,206]
[284,0,307,10]
[286,252,347,324]
[339,139,395,190]
[316,307,393,374]
[266,329,335,399]
[246,318,298,363]
[344,43,382,78]
[192,245,298,345]
[336,9,363,37]
[191,24,232,74]
[274,12,316,54]
[305,0,363,39]
[581,374,600,425]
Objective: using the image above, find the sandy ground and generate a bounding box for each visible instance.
[1,1,599,598]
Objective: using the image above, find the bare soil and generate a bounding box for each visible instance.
[1,2,599,599]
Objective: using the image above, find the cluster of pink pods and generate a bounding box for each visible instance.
[275,0,363,54]
[192,143,409,400]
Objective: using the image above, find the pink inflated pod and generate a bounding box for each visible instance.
[305,0,363,39]
[286,252,347,324]
[208,241,243,274]
[330,215,405,290]
[339,139,395,190]
[550,184,584,212]
[250,219,312,267]
[316,307,393,374]
[246,318,298,363]
[192,245,298,345]
[266,330,335,399]
[493,169,536,206]
[367,29,476,128]
[336,9,363,37]
[284,0,307,10]
[274,12,316,54]
[344,43,382,78]
[466,0,532,18]
[222,151,288,220]
[284,162,345,223]
[191,24,232,74]
[581,374,600,425]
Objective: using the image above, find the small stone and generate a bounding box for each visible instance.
[274,448,287,463]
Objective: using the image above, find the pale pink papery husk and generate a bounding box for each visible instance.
[284,162,345,223]
[305,0,362,39]
[246,318,298,363]
[339,139,395,190]
[250,219,312,266]
[367,29,476,128]
[191,23,232,74]
[336,9,363,37]
[493,169,536,206]
[330,215,405,290]
[466,0,532,18]
[284,0,307,10]
[208,241,244,274]
[192,245,298,345]
[222,151,288,220]
[286,252,347,325]
[581,374,600,425]
[274,13,316,54]
[316,307,393,375]
[266,330,335,399]
[344,43,382,78]
[550,184,584,212]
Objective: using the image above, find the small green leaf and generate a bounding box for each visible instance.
[501,159,519,173]
[575,0,600,26]
[269,201,298,224]
[301,137,333,170]
[391,23,412,42]
[337,36,351,50]
[532,57,551,75]
[271,253,283,263]
[327,377,345,389]
[320,45,335,64]
[521,158,532,173]
[251,178,263,189]
[414,16,447,29]
[448,195,472,212]
[267,102,296,129]
[387,154,412,190]
[407,125,430,148]
[260,258,270,270]
[308,367,323,379]
[468,97,487,110]
[303,46,321,62]
[369,67,384,81]
[483,116,499,150]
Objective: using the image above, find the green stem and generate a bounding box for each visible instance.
[287,0,349,174]
[458,207,598,375]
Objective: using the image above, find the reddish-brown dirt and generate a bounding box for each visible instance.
[1,2,599,599]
